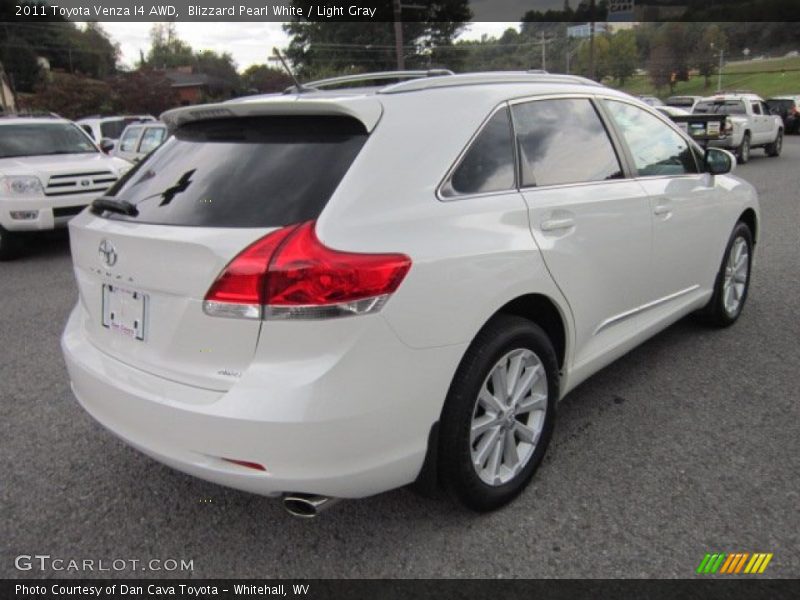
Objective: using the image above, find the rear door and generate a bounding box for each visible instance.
[512,97,653,368]
[69,115,369,390]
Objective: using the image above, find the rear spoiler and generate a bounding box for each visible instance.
[160,96,383,132]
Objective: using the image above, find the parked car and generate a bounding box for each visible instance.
[693,93,784,163]
[62,72,759,516]
[665,95,703,111]
[657,105,734,148]
[113,122,169,163]
[637,95,664,107]
[765,96,800,134]
[76,115,156,153]
[0,115,131,259]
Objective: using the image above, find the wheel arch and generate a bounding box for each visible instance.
[493,293,569,371]
[739,208,758,244]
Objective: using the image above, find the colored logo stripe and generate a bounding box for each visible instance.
[697,552,773,574]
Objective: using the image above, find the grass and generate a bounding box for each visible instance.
[612,56,800,99]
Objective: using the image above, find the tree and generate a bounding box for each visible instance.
[145,23,193,69]
[694,25,727,89]
[648,41,674,93]
[608,29,637,86]
[283,1,471,78]
[575,34,611,81]
[242,64,293,93]
[0,18,119,93]
[25,72,113,119]
[107,69,178,116]
[194,50,241,93]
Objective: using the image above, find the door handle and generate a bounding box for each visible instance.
[654,204,671,216]
[540,217,575,232]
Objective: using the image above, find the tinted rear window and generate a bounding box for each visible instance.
[100,116,368,228]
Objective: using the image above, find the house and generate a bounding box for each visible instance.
[163,66,234,105]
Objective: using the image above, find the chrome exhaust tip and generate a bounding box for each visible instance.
[282,493,341,518]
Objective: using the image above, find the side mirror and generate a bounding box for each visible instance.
[99,138,116,154]
[705,147,735,175]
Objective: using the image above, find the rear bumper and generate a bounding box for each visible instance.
[62,304,465,499]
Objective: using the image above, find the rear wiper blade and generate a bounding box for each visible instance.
[91,196,139,217]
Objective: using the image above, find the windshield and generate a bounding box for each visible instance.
[0,122,98,158]
[693,100,746,115]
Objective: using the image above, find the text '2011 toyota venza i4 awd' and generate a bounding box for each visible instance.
[62,71,759,518]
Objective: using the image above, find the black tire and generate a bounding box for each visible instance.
[0,226,22,261]
[438,314,558,511]
[700,221,753,327]
[765,129,783,157]
[736,132,751,164]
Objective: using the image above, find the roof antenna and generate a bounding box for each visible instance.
[273,47,310,93]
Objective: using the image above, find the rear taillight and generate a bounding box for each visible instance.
[724,117,733,135]
[203,221,411,320]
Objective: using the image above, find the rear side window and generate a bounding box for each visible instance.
[441,107,515,197]
[119,127,142,152]
[512,98,622,187]
[138,127,166,154]
[101,116,367,227]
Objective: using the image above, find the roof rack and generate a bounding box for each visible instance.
[380,71,603,94]
[285,69,454,93]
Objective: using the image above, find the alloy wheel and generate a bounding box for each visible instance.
[722,236,749,317]
[470,348,548,486]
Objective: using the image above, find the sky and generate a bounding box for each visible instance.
[98,22,519,71]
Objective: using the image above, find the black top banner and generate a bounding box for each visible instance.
[4,0,800,22]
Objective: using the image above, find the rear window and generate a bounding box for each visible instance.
[100,119,127,139]
[694,100,746,115]
[100,116,368,228]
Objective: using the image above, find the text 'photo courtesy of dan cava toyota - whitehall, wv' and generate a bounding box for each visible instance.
[2,0,800,594]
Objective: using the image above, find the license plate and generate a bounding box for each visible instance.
[102,284,147,341]
[688,122,706,137]
[707,121,721,136]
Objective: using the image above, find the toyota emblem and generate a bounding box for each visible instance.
[80,179,91,187]
[98,239,117,267]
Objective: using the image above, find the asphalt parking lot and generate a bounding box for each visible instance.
[2,138,799,579]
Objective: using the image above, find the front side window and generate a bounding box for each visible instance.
[512,98,622,187]
[751,102,762,115]
[119,127,142,152]
[0,123,98,158]
[606,100,698,177]
[441,107,515,197]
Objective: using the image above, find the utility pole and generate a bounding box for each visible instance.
[588,0,596,80]
[541,31,546,71]
[717,49,724,91]
[393,0,404,71]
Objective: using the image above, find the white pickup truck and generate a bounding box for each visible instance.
[0,116,131,259]
[693,93,784,163]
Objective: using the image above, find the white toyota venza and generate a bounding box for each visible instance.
[62,72,759,517]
